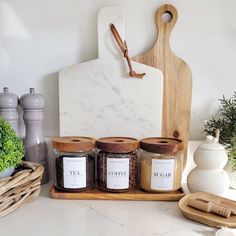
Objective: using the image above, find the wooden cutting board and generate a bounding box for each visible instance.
[179,192,236,228]
[59,7,163,138]
[132,4,192,167]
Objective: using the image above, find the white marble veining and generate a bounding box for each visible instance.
[59,7,163,138]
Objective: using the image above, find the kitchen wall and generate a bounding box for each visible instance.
[0,0,236,139]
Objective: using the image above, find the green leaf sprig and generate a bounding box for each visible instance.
[0,117,24,172]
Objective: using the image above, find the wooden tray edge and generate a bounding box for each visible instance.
[49,185,185,201]
[179,193,236,228]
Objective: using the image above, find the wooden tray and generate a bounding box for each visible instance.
[179,192,236,228]
[49,185,185,201]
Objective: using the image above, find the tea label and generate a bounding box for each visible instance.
[151,159,175,190]
[107,158,129,189]
[63,157,86,188]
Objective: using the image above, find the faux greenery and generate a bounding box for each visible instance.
[204,92,236,171]
[228,137,236,172]
[0,117,24,172]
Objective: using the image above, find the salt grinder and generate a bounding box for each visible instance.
[0,87,19,134]
[20,88,49,184]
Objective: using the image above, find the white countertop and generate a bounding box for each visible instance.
[0,141,236,236]
[2,183,236,236]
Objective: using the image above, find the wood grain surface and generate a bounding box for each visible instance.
[49,185,185,201]
[132,4,192,167]
[179,192,236,228]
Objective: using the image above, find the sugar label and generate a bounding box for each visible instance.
[151,159,175,190]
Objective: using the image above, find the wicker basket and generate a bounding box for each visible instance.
[0,161,44,217]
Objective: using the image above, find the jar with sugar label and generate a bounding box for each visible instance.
[140,138,183,192]
[96,137,139,192]
[52,137,95,192]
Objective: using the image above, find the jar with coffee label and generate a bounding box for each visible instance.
[140,138,183,192]
[96,137,139,193]
[52,137,95,192]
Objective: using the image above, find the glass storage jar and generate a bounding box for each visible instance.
[140,137,183,192]
[52,136,95,192]
[96,137,139,193]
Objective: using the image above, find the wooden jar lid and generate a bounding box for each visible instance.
[140,137,183,154]
[52,136,95,153]
[96,137,139,153]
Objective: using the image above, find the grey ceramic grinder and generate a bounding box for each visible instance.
[0,87,19,134]
[20,88,49,184]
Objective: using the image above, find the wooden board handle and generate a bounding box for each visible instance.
[156,4,178,33]
[155,4,178,49]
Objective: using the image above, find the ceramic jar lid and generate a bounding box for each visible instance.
[52,136,95,153]
[198,136,225,151]
[20,88,45,110]
[96,137,139,153]
[140,137,183,154]
[0,87,19,109]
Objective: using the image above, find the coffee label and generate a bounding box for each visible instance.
[151,159,175,190]
[63,157,86,188]
[107,158,129,189]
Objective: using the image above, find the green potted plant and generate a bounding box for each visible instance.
[204,92,236,188]
[0,117,25,178]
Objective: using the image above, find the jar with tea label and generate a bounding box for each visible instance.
[140,138,183,192]
[96,137,139,193]
[52,137,95,192]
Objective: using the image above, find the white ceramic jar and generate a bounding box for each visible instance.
[187,136,230,195]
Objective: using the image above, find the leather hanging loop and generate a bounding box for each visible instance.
[110,24,145,79]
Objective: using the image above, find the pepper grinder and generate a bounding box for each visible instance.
[0,87,19,134]
[20,88,49,184]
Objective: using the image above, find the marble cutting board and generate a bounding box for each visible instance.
[59,6,163,138]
